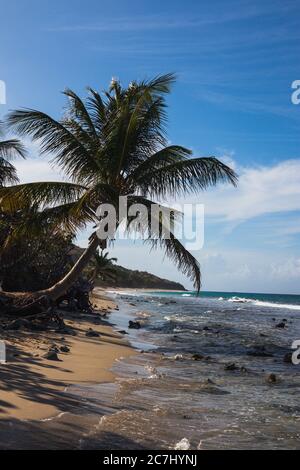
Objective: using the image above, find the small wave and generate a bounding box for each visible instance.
[135,311,151,319]
[145,365,164,379]
[182,294,192,297]
[228,296,252,304]
[254,300,300,311]
[227,296,300,311]
[106,290,139,297]
[174,438,191,450]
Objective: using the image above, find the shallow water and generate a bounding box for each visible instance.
[76,291,300,450]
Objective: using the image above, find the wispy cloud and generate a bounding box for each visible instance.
[186,158,300,223]
[46,1,299,34]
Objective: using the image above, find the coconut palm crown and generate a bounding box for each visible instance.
[1,74,237,297]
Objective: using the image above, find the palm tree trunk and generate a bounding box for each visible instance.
[0,235,102,314]
[38,235,100,301]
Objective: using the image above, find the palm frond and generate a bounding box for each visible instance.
[7,109,101,183]
[135,157,238,198]
[126,145,191,184]
[63,88,98,139]
[0,181,85,212]
[86,87,107,134]
[0,158,19,186]
[0,139,27,160]
[146,233,201,292]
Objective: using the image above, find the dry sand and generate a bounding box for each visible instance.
[0,293,135,422]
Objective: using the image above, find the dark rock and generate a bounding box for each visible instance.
[86,329,100,338]
[43,350,60,361]
[224,363,238,371]
[275,322,286,329]
[118,330,128,335]
[192,353,204,361]
[128,321,141,330]
[267,373,277,384]
[283,352,293,364]
[60,346,70,353]
[203,326,210,331]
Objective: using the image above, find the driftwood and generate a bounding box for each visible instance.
[56,277,94,314]
[0,276,94,320]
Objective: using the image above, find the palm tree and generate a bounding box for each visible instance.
[90,249,118,284]
[1,74,237,303]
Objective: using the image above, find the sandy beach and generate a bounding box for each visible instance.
[0,291,134,424]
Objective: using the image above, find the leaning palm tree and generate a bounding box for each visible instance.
[0,74,237,306]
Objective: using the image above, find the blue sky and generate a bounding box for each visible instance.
[1,0,300,293]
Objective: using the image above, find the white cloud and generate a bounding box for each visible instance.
[14,158,65,183]
[192,159,300,223]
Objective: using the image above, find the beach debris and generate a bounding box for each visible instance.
[128,320,141,330]
[192,353,204,361]
[224,362,238,371]
[86,328,100,337]
[118,330,128,335]
[43,350,60,361]
[275,322,286,329]
[174,438,191,450]
[60,345,70,353]
[283,352,293,364]
[267,373,277,384]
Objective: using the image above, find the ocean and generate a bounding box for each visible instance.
[33,290,300,450]
[71,289,300,450]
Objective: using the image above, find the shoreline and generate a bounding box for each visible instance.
[0,291,136,425]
